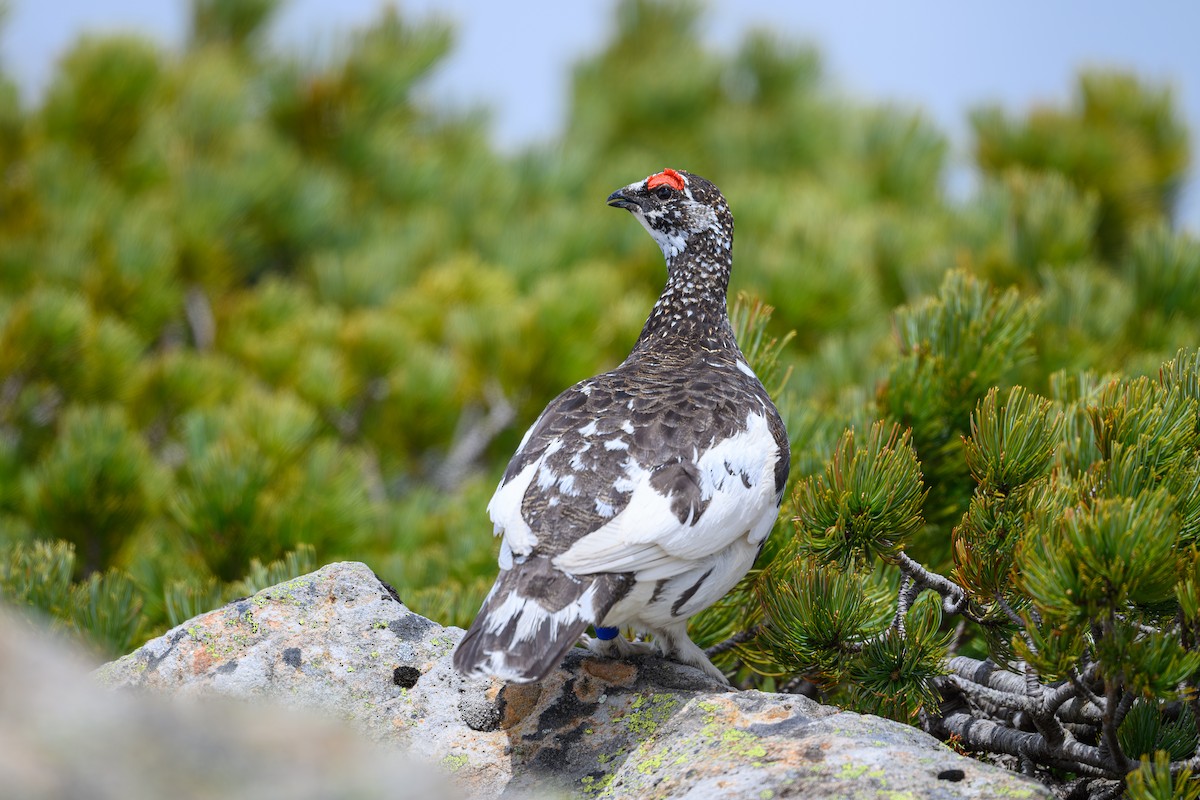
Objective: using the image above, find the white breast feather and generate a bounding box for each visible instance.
[553,413,779,579]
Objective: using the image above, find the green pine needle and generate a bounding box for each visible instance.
[794,421,927,569]
[1126,750,1200,800]
[730,292,796,399]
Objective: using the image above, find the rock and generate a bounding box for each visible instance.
[0,605,453,800]
[98,561,1051,800]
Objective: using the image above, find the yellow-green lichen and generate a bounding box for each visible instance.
[720,728,767,759]
[185,625,236,660]
[625,693,679,739]
[580,772,615,797]
[597,747,627,766]
[427,635,455,657]
[253,575,312,607]
[686,702,770,764]
[839,763,885,781]
[441,753,468,772]
[636,752,665,775]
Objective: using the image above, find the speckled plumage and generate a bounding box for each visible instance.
[454,170,789,685]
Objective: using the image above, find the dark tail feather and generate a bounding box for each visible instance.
[453,557,628,683]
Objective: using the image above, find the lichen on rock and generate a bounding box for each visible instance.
[97,561,1052,800]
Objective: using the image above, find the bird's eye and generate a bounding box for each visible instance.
[653,185,673,200]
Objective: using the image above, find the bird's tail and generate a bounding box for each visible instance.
[453,556,629,684]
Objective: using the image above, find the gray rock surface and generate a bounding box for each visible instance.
[0,605,453,800]
[98,561,1051,800]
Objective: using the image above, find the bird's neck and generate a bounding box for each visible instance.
[631,228,736,355]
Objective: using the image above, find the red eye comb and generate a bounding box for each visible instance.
[646,169,685,192]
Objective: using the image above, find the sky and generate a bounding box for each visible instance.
[3,1,1199,228]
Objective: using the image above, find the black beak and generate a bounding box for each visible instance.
[607,189,639,211]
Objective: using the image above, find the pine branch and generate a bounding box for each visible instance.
[1056,697,1106,726]
[944,657,1103,726]
[893,574,918,639]
[942,673,1030,714]
[1022,660,1067,748]
[1174,755,1200,775]
[895,551,970,616]
[1044,664,1102,723]
[857,576,921,653]
[935,708,1116,776]
[1111,692,1136,731]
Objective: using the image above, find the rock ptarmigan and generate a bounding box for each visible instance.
[453,168,789,685]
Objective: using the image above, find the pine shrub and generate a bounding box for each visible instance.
[0,1,1196,793]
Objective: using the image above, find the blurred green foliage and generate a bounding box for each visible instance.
[0,0,1196,739]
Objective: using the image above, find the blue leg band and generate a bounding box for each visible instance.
[594,626,619,641]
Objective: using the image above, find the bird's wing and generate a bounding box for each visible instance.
[488,370,783,581]
[551,411,782,579]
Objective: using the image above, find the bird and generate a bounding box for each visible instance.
[452,168,789,685]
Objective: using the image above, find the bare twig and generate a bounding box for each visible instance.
[705,624,762,657]
[1043,677,1081,715]
[946,619,968,657]
[359,446,387,503]
[944,656,1103,726]
[994,593,1038,655]
[1099,617,1133,773]
[1069,666,1107,712]
[946,657,1026,695]
[942,673,1030,714]
[935,709,1114,776]
[324,377,388,441]
[1023,660,1067,747]
[895,551,972,617]
[435,381,516,491]
[893,574,917,639]
[1111,691,1136,731]
[185,284,215,351]
[1114,612,1166,637]
[855,576,921,653]
[1090,780,1128,800]
[1056,696,1105,726]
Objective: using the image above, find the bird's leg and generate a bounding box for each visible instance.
[653,623,730,686]
[579,626,657,659]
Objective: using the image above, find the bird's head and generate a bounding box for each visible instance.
[607,169,732,260]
